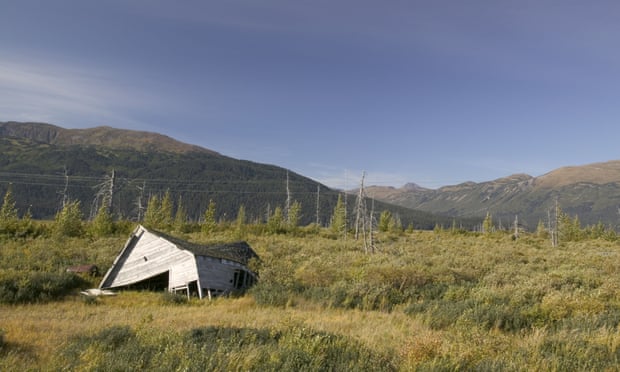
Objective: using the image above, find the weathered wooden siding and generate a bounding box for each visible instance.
[101,227,197,289]
[196,256,256,295]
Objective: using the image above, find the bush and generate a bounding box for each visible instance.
[161,291,188,305]
[250,282,293,307]
[53,200,84,237]
[0,270,86,304]
[89,206,114,237]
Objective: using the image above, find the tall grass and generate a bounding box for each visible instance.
[55,324,394,371]
[2,226,620,370]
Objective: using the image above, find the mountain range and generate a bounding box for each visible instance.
[364,162,620,229]
[0,121,452,229]
[5,121,617,230]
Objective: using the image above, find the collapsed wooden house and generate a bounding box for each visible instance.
[99,225,258,299]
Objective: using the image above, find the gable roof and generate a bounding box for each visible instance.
[148,228,259,266]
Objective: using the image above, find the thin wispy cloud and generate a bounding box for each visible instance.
[3,2,620,190]
[0,57,155,129]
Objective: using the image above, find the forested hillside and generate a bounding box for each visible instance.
[0,124,461,229]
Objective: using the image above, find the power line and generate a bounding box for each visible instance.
[0,171,331,196]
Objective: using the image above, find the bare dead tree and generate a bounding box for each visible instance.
[90,169,115,220]
[353,171,377,253]
[554,198,559,247]
[344,170,348,241]
[285,170,291,224]
[57,165,69,211]
[547,208,553,246]
[315,184,320,226]
[549,198,559,247]
[108,169,115,210]
[354,171,368,241]
[368,197,377,254]
[135,180,146,222]
[513,215,519,239]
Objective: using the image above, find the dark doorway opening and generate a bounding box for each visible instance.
[127,271,169,291]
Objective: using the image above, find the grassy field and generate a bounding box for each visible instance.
[2,226,620,370]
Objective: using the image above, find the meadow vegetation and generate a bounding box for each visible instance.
[2,197,620,370]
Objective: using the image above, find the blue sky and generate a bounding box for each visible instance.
[2,1,620,189]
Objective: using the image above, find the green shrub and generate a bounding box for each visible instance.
[0,270,86,304]
[53,200,84,237]
[250,282,293,307]
[89,205,114,237]
[161,291,188,305]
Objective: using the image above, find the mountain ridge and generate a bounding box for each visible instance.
[364,161,620,228]
[0,121,459,229]
[0,121,218,155]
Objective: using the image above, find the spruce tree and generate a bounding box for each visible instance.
[17,207,34,238]
[235,204,246,238]
[287,201,301,231]
[160,190,174,227]
[267,206,284,234]
[330,194,346,235]
[90,205,114,237]
[482,212,493,234]
[0,187,19,235]
[174,196,189,232]
[54,200,83,237]
[378,210,392,232]
[202,199,217,234]
[536,220,548,239]
[143,194,162,229]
